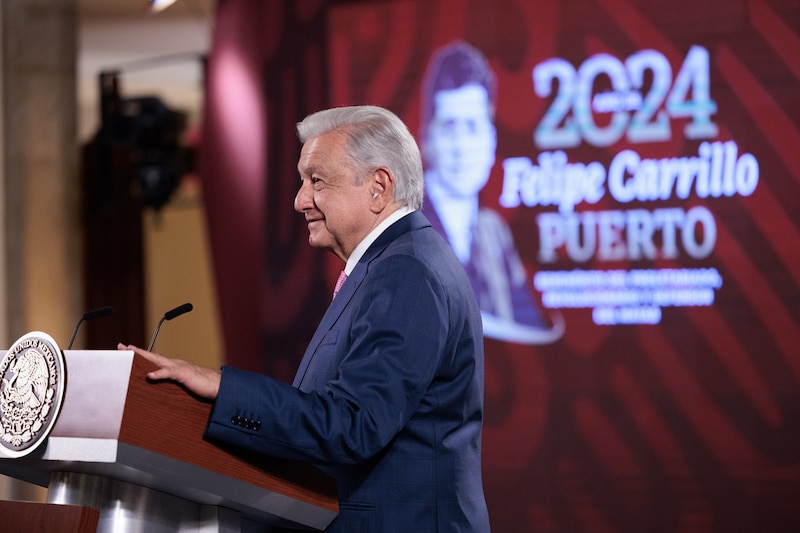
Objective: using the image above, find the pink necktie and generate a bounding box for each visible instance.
[333,270,347,300]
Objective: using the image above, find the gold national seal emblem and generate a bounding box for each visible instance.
[0,331,66,458]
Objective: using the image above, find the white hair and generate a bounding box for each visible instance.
[297,105,424,210]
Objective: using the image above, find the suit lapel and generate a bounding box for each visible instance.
[292,211,430,388]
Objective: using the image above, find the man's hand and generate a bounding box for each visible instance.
[117,343,221,400]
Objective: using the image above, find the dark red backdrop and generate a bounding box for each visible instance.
[199,0,800,531]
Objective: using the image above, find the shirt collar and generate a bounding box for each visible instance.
[344,206,415,275]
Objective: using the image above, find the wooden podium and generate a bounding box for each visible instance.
[0,350,338,532]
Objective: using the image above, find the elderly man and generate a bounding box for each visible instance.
[122,105,490,532]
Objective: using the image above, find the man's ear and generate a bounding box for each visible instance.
[369,167,394,212]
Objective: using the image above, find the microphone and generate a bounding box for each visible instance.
[67,306,113,349]
[147,302,193,351]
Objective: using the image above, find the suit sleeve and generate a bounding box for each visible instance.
[205,254,451,466]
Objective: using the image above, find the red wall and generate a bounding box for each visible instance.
[201,1,800,530]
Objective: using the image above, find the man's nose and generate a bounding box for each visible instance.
[294,182,312,213]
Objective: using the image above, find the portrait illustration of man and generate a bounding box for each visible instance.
[419,40,563,344]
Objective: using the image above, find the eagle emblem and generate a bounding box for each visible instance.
[0,332,65,457]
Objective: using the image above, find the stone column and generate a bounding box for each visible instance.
[0,0,80,501]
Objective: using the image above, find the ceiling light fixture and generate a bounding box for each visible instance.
[149,0,178,13]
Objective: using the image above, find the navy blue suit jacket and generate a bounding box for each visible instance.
[206,211,490,532]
